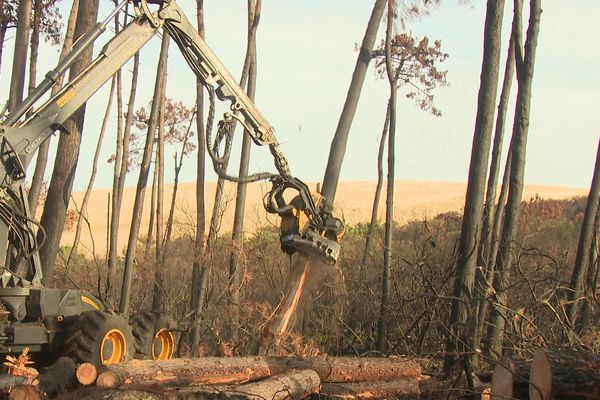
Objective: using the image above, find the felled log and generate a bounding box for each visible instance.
[0,375,27,393]
[529,348,600,400]
[101,356,421,388]
[8,384,42,400]
[491,359,530,400]
[233,369,320,400]
[317,378,420,399]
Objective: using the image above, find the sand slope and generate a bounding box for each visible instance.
[60,181,587,257]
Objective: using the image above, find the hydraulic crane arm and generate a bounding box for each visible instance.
[0,0,342,287]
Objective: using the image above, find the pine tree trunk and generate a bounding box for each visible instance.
[474,1,519,349]
[68,76,116,264]
[38,0,100,286]
[377,3,396,355]
[26,0,42,115]
[228,0,261,344]
[119,32,170,315]
[444,0,505,372]
[7,0,32,113]
[361,102,389,271]
[320,0,387,208]
[190,0,207,356]
[486,0,541,357]
[193,4,255,345]
[164,112,194,246]
[152,61,168,311]
[108,51,140,288]
[145,167,158,259]
[565,139,600,328]
[28,0,80,214]
[107,4,128,290]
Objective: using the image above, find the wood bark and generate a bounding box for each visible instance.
[153,60,168,311]
[491,359,529,400]
[119,32,170,314]
[474,1,518,348]
[68,75,116,263]
[7,0,32,113]
[318,379,420,400]
[0,375,27,393]
[565,139,600,328]
[190,0,207,356]
[529,349,600,400]
[100,356,421,388]
[486,0,541,356]
[28,0,80,214]
[445,0,505,372]
[193,5,254,344]
[228,0,261,345]
[320,0,386,207]
[38,0,100,286]
[27,0,42,115]
[108,50,140,279]
[361,102,389,271]
[377,3,396,355]
[235,369,320,400]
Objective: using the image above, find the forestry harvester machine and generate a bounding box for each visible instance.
[0,0,342,366]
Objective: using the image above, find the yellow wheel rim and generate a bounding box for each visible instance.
[101,329,127,364]
[152,328,175,360]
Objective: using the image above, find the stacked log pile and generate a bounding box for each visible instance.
[490,349,600,400]
[0,356,424,399]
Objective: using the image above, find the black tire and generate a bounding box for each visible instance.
[63,310,133,367]
[130,311,178,360]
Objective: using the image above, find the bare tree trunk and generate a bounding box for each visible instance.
[577,206,599,331]
[107,3,127,288]
[164,111,195,246]
[320,0,387,209]
[27,0,42,115]
[108,51,140,287]
[68,75,116,264]
[474,1,519,349]
[192,4,255,348]
[28,0,80,214]
[478,143,512,353]
[377,3,396,355]
[485,0,541,357]
[190,0,207,356]
[361,102,389,271]
[7,0,32,113]
[565,139,600,329]
[152,64,168,311]
[145,167,158,259]
[38,0,100,287]
[444,0,505,373]
[0,0,6,75]
[228,0,261,345]
[119,32,170,315]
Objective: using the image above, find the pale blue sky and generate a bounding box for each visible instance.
[2,1,598,190]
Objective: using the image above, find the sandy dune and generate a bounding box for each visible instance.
[61,181,588,257]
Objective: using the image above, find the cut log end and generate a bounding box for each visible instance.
[96,371,121,389]
[8,385,41,400]
[529,349,551,400]
[76,363,98,386]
